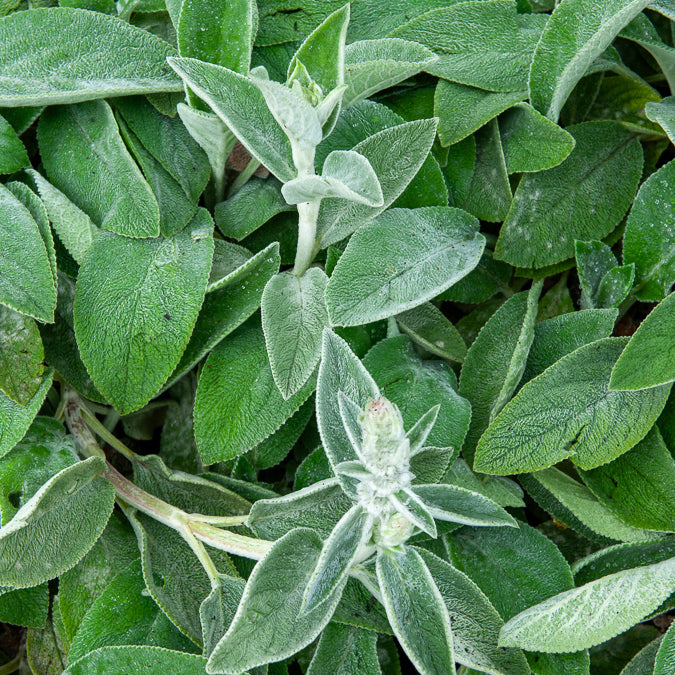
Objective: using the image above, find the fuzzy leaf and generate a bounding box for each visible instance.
[0,112,28,174]
[474,338,671,474]
[655,621,675,675]
[307,623,380,675]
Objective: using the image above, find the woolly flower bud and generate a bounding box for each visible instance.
[375,512,415,550]
[359,398,410,474]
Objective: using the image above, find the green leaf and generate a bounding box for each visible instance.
[27,170,97,265]
[38,100,160,239]
[262,268,329,399]
[327,206,484,326]
[418,548,530,675]
[317,330,380,470]
[499,103,575,173]
[303,505,371,614]
[499,557,675,652]
[377,546,455,675]
[459,285,541,462]
[0,7,181,106]
[74,212,213,414]
[289,3,350,93]
[522,467,661,543]
[0,371,53,459]
[575,239,630,310]
[522,308,617,383]
[0,183,57,322]
[622,158,675,301]
[208,528,346,673]
[435,79,526,147]
[0,112,28,174]
[438,250,512,305]
[0,584,48,629]
[392,1,546,93]
[200,574,246,657]
[363,335,471,455]
[645,95,675,145]
[443,458,525,508]
[528,0,652,121]
[63,646,209,675]
[215,177,293,241]
[178,0,255,73]
[595,264,635,310]
[611,291,675,390]
[68,559,195,661]
[307,622,381,675]
[248,479,352,541]
[395,303,467,364]
[495,122,643,269]
[342,38,438,108]
[621,636,663,675]
[168,57,296,182]
[579,427,675,533]
[413,484,517,528]
[475,338,672,474]
[0,306,44,405]
[194,317,315,463]
[316,118,439,248]
[655,621,675,675]
[0,456,115,588]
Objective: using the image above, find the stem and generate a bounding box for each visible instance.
[227,157,261,198]
[191,520,270,561]
[180,525,221,588]
[79,405,137,462]
[293,199,321,276]
[189,514,249,527]
[0,655,21,675]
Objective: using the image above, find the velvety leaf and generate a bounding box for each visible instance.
[474,338,671,473]
[377,546,455,675]
[194,317,315,463]
[0,584,48,629]
[0,183,56,322]
[393,2,546,92]
[499,103,575,173]
[0,7,182,106]
[208,240,252,292]
[262,268,329,399]
[495,122,643,269]
[168,57,296,182]
[499,557,675,652]
[528,0,652,121]
[645,95,675,145]
[208,528,346,673]
[621,638,662,675]
[594,264,634,309]
[443,458,525,508]
[200,573,246,657]
[438,250,512,305]
[327,206,484,326]
[579,427,675,533]
[0,112,28,174]
[63,646,209,675]
[0,456,115,588]
[307,622,381,675]
[342,38,438,108]
[459,285,540,462]
[611,291,675,390]
[655,621,675,675]
[435,79,526,147]
[0,370,54,459]
[622,158,675,301]
[38,100,160,239]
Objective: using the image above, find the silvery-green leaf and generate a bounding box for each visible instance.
[208,528,346,673]
[38,100,160,239]
[623,158,675,302]
[495,122,643,269]
[342,38,438,108]
[337,391,365,459]
[0,112,28,174]
[413,484,518,528]
[207,240,252,292]
[317,330,380,470]
[0,371,53,459]
[327,206,485,326]
[409,447,455,485]
[406,405,440,456]
[418,548,530,675]
[0,8,182,106]
[168,57,296,182]
[74,212,214,415]
[646,95,675,145]
[392,489,437,538]
[528,0,652,121]
[575,239,618,309]
[0,184,56,323]
[0,457,115,588]
[377,546,455,675]
[307,622,381,675]
[200,574,246,658]
[26,170,97,265]
[444,458,525,508]
[610,291,675,390]
[621,637,663,675]
[594,265,635,309]
[303,505,371,614]
[474,338,671,474]
[248,479,352,541]
[655,621,675,675]
[194,317,315,463]
[392,2,546,93]
[499,557,675,652]
[334,460,371,482]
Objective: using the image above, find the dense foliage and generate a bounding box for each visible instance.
[0,0,675,673]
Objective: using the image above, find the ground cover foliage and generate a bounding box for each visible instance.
[0,0,675,673]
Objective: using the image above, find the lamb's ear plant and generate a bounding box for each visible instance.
[1,0,675,673]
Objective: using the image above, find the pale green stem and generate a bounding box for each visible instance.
[293,199,321,276]
[189,514,249,527]
[227,157,261,198]
[180,525,221,589]
[79,405,138,463]
[190,520,271,561]
[103,408,121,433]
[0,654,21,675]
